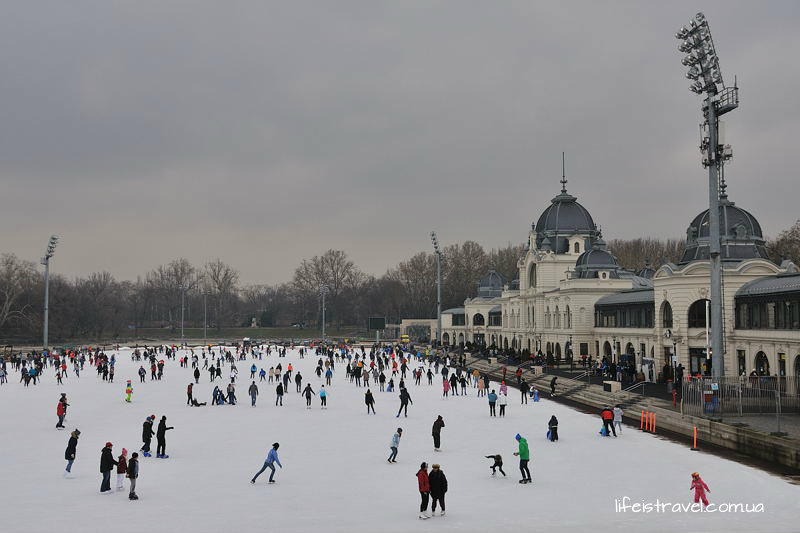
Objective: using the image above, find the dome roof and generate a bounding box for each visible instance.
[534,183,599,253]
[573,241,621,279]
[680,192,769,264]
[476,270,505,298]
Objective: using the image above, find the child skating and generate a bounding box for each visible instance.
[690,472,711,506]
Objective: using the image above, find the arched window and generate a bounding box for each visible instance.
[442,332,450,345]
[662,301,673,329]
[574,242,580,254]
[473,313,485,326]
[754,352,770,376]
[554,306,560,329]
[528,264,537,289]
[688,299,710,328]
[565,306,572,329]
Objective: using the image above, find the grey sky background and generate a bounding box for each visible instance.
[1,1,798,284]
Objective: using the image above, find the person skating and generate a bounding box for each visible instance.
[250,442,282,484]
[388,428,402,463]
[64,429,80,477]
[429,464,447,516]
[600,406,616,437]
[125,380,133,403]
[186,383,194,405]
[249,381,259,407]
[156,416,173,458]
[417,462,430,519]
[550,376,557,396]
[547,415,559,442]
[275,382,284,406]
[127,452,139,500]
[613,405,623,435]
[193,366,200,384]
[690,472,710,506]
[319,385,327,408]
[365,389,376,414]
[485,454,505,476]
[100,442,117,494]
[116,448,128,491]
[141,415,155,457]
[487,390,498,417]
[432,415,445,451]
[56,393,69,429]
[396,388,412,418]
[513,434,531,484]
[303,383,315,408]
[499,393,508,417]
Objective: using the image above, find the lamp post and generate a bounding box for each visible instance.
[41,235,59,352]
[180,283,185,346]
[319,285,329,342]
[431,231,443,346]
[675,12,738,378]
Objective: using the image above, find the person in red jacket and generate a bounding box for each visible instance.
[690,472,710,506]
[56,394,68,429]
[417,462,430,520]
[116,449,128,491]
[600,406,616,437]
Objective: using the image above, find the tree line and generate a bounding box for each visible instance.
[2,220,798,343]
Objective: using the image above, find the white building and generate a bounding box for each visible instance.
[438,180,799,380]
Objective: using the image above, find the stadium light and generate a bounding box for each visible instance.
[431,231,443,347]
[41,235,59,351]
[675,12,739,378]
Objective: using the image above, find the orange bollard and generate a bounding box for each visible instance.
[691,426,699,450]
[640,410,645,430]
[653,413,656,433]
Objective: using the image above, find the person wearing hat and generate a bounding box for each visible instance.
[100,442,117,494]
[141,415,155,457]
[251,442,282,484]
[127,452,139,500]
[116,448,128,490]
[56,393,69,429]
[428,464,448,516]
[64,429,80,477]
[125,380,133,403]
[690,472,710,506]
[512,434,531,484]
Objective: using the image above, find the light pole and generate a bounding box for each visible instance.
[41,235,59,352]
[180,284,185,345]
[431,231,443,346]
[319,285,328,342]
[676,12,738,377]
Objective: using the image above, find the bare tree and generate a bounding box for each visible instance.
[205,259,240,329]
[0,253,37,331]
[487,243,525,283]
[768,219,800,266]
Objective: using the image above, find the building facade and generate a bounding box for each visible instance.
[438,181,799,380]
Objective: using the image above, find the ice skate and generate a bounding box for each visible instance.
[440,511,446,517]
[418,513,429,520]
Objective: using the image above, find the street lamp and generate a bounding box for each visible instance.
[319,285,329,342]
[41,235,59,352]
[675,12,738,378]
[431,231,443,346]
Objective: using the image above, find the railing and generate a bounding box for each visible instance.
[556,371,591,396]
[682,376,800,423]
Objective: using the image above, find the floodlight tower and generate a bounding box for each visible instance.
[431,231,443,346]
[41,235,59,352]
[676,12,738,377]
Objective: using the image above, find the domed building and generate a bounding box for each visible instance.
[573,239,621,279]
[534,181,600,254]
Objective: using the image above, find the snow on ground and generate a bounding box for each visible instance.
[1,346,797,533]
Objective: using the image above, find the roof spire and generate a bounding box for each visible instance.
[560,151,568,193]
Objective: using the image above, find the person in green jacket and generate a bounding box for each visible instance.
[513,433,531,484]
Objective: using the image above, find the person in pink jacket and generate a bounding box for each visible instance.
[690,472,710,506]
[499,381,508,395]
[442,379,450,398]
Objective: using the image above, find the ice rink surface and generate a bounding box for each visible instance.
[1,346,796,533]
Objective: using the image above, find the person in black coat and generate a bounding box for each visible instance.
[396,388,413,417]
[127,452,140,500]
[548,415,559,442]
[64,429,80,476]
[100,442,117,493]
[141,416,155,457]
[432,415,445,451]
[428,464,448,516]
[365,389,376,414]
[275,383,284,406]
[156,416,173,458]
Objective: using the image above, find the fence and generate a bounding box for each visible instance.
[682,376,800,419]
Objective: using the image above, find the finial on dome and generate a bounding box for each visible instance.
[560,151,568,194]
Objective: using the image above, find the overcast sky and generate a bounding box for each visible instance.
[1,1,798,284]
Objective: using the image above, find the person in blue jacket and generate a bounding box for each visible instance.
[251,442,282,484]
[488,390,498,417]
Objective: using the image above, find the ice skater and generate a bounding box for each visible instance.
[249,381,259,407]
[303,383,315,408]
[156,415,173,458]
[690,472,711,506]
[141,415,155,457]
[100,442,117,494]
[116,448,128,490]
[388,428,402,463]
[396,388,412,418]
[547,415,559,442]
[488,390,498,417]
[127,452,140,500]
[56,393,68,429]
[485,454,506,476]
[513,434,531,484]
[613,405,623,435]
[125,380,133,403]
[429,464,447,516]
[432,415,445,451]
[64,429,80,477]
[250,442,282,484]
[365,389,376,414]
[417,462,430,519]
